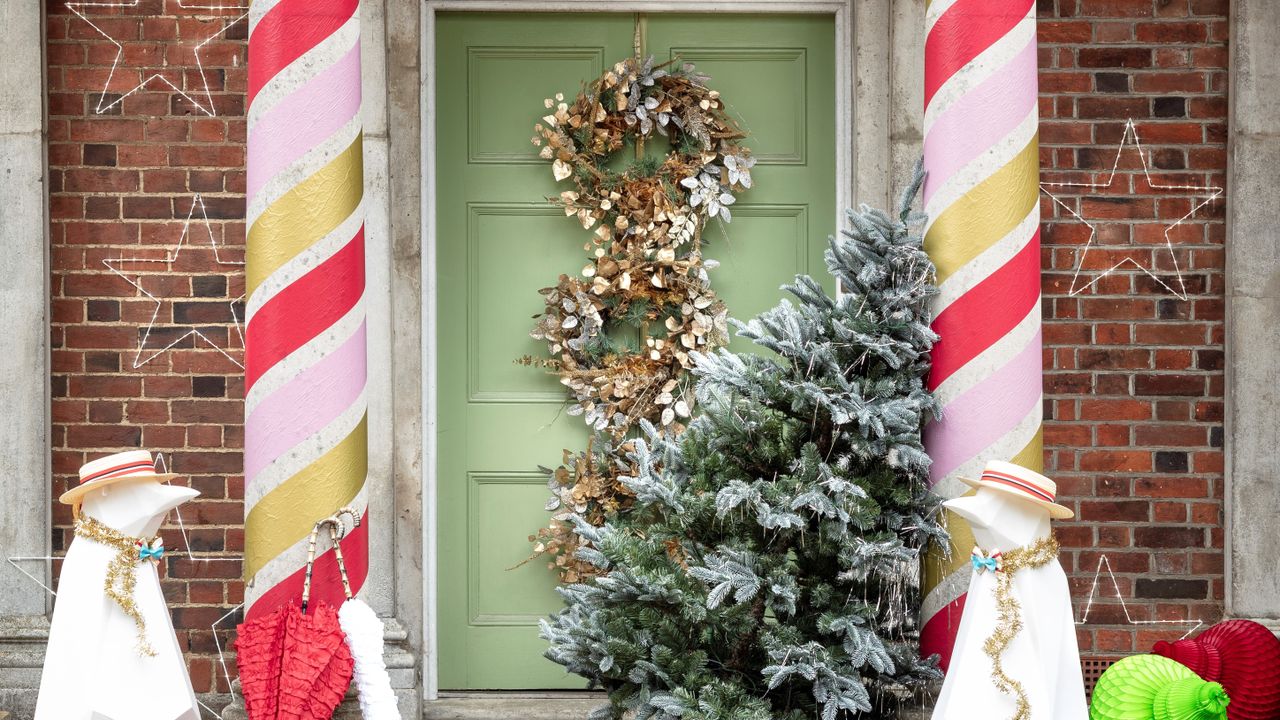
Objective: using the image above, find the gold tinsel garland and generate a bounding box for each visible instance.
[980,533,1060,720]
[74,515,162,657]
[523,55,754,582]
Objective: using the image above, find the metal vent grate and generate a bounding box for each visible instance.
[1081,657,1123,702]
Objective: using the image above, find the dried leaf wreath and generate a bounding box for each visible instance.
[520,56,755,581]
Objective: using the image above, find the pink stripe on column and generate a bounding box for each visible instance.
[922,37,1038,206]
[246,39,362,202]
[925,329,1043,485]
[244,319,368,486]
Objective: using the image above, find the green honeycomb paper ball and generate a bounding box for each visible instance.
[1154,679,1230,720]
[1091,655,1230,720]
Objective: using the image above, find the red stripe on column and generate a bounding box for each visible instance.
[245,227,365,392]
[247,0,359,106]
[927,230,1040,391]
[244,509,370,621]
[924,0,1034,107]
[920,594,967,672]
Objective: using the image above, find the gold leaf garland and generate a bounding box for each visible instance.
[522,56,754,581]
[981,533,1061,720]
[74,514,163,657]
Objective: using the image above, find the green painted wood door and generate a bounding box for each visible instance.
[435,11,835,690]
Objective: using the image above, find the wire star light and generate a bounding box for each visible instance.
[103,194,246,370]
[1075,554,1204,641]
[5,453,245,718]
[154,453,245,714]
[1041,118,1223,301]
[66,0,248,117]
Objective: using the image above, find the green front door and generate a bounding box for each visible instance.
[435,11,836,689]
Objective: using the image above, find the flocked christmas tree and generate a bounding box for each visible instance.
[541,165,949,720]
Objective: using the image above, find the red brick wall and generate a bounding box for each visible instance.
[41,0,1229,690]
[46,0,248,694]
[1038,0,1228,655]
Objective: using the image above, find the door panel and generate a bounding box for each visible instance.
[436,13,635,690]
[467,205,583,402]
[435,11,835,690]
[646,14,838,349]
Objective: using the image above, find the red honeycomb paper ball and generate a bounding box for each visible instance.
[1154,619,1280,720]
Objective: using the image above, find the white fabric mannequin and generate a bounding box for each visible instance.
[36,480,201,720]
[931,487,1088,720]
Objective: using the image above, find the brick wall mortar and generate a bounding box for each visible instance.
[1038,0,1228,656]
[46,0,248,693]
[42,0,1229,686]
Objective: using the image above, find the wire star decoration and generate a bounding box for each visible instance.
[1040,119,1223,301]
[66,0,248,117]
[103,195,246,369]
[1075,554,1203,641]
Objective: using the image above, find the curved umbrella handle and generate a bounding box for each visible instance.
[332,506,362,535]
[322,516,354,602]
[301,513,356,614]
[301,522,322,615]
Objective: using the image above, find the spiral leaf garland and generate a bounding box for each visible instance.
[524,56,754,580]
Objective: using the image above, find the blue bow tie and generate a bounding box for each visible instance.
[971,547,1003,574]
[137,538,164,562]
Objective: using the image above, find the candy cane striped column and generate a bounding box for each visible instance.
[243,0,368,620]
[918,0,1044,669]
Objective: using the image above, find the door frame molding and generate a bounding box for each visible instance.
[418,0,889,699]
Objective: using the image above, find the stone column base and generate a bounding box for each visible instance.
[0,616,49,720]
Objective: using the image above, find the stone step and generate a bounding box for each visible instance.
[422,692,605,720]
[419,692,934,720]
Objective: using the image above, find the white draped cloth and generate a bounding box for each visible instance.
[36,526,199,720]
[932,542,1088,720]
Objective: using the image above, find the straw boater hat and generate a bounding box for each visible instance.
[59,450,178,507]
[958,460,1074,520]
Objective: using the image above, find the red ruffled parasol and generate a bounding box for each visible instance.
[236,602,353,720]
[235,517,356,719]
